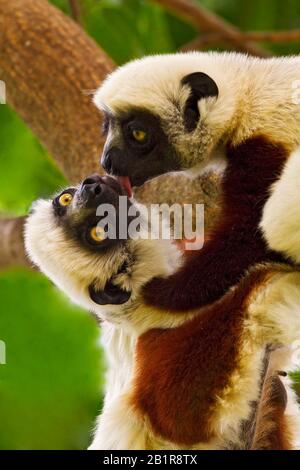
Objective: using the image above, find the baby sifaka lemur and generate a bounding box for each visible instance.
[25,174,300,450]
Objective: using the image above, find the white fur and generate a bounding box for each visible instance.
[261,147,300,263]
[95,52,300,170]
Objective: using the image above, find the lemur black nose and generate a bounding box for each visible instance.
[101,147,124,175]
[81,174,102,201]
[101,152,112,174]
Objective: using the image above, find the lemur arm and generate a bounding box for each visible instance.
[89,395,151,450]
[143,231,270,311]
[143,137,288,312]
[260,147,300,265]
[248,270,300,347]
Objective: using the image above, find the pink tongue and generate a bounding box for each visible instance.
[116,176,133,198]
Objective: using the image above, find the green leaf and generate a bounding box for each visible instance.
[0,269,103,450]
[0,107,67,216]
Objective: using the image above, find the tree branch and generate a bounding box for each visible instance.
[152,0,270,57]
[240,29,300,42]
[181,30,300,51]
[0,0,115,183]
[0,217,30,269]
[68,0,82,24]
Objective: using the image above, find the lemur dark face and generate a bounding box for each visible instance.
[99,72,219,194]
[52,174,129,253]
[101,109,181,192]
[50,174,132,305]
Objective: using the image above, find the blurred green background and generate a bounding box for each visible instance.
[0,0,300,450]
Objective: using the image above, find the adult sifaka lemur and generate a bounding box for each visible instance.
[93,52,300,311]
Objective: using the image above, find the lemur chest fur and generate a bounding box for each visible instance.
[100,268,280,449]
[132,268,271,447]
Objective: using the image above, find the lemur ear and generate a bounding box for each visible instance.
[89,281,131,305]
[181,72,219,132]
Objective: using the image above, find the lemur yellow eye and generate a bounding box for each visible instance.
[132,129,146,142]
[90,226,106,242]
[59,193,73,207]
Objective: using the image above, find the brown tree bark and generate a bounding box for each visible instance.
[0,217,30,269]
[0,0,114,183]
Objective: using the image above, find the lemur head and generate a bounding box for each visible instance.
[94,52,239,193]
[25,175,179,320]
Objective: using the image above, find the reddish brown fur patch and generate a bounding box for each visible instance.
[251,371,292,450]
[143,136,289,311]
[132,266,277,446]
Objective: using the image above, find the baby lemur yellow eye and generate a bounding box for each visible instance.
[90,226,106,242]
[132,129,146,142]
[59,193,73,207]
